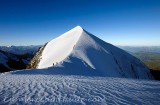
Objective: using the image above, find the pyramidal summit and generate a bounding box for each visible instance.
[1,26,160,105]
[20,26,152,79]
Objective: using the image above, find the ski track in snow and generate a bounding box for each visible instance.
[0,74,160,105]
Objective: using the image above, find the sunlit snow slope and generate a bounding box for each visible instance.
[35,26,152,79]
[38,26,82,68]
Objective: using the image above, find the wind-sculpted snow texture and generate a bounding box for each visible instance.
[0,74,160,105]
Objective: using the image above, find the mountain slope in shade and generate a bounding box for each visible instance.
[0,45,41,73]
[0,49,35,72]
[27,26,153,79]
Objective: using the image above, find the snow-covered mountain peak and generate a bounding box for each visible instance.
[73,25,83,30]
[60,25,84,38]
[27,26,153,79]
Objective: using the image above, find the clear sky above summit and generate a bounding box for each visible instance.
[0,0,160,46]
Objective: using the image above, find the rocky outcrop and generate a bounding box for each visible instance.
[26,43,48,69]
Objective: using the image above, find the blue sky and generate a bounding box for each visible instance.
[0,0,160,46]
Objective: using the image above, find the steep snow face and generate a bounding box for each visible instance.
[38,26,83,68]
[36,26,152,79]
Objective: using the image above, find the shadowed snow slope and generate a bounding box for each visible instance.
[27,26,153,79]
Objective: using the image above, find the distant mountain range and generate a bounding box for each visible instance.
[119,46,160,53]
[0,45,41,55]
[0,45,40,72]
[119,46,160,70]
[119,46,160,80]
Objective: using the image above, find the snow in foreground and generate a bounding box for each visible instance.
[0,74,160,105]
